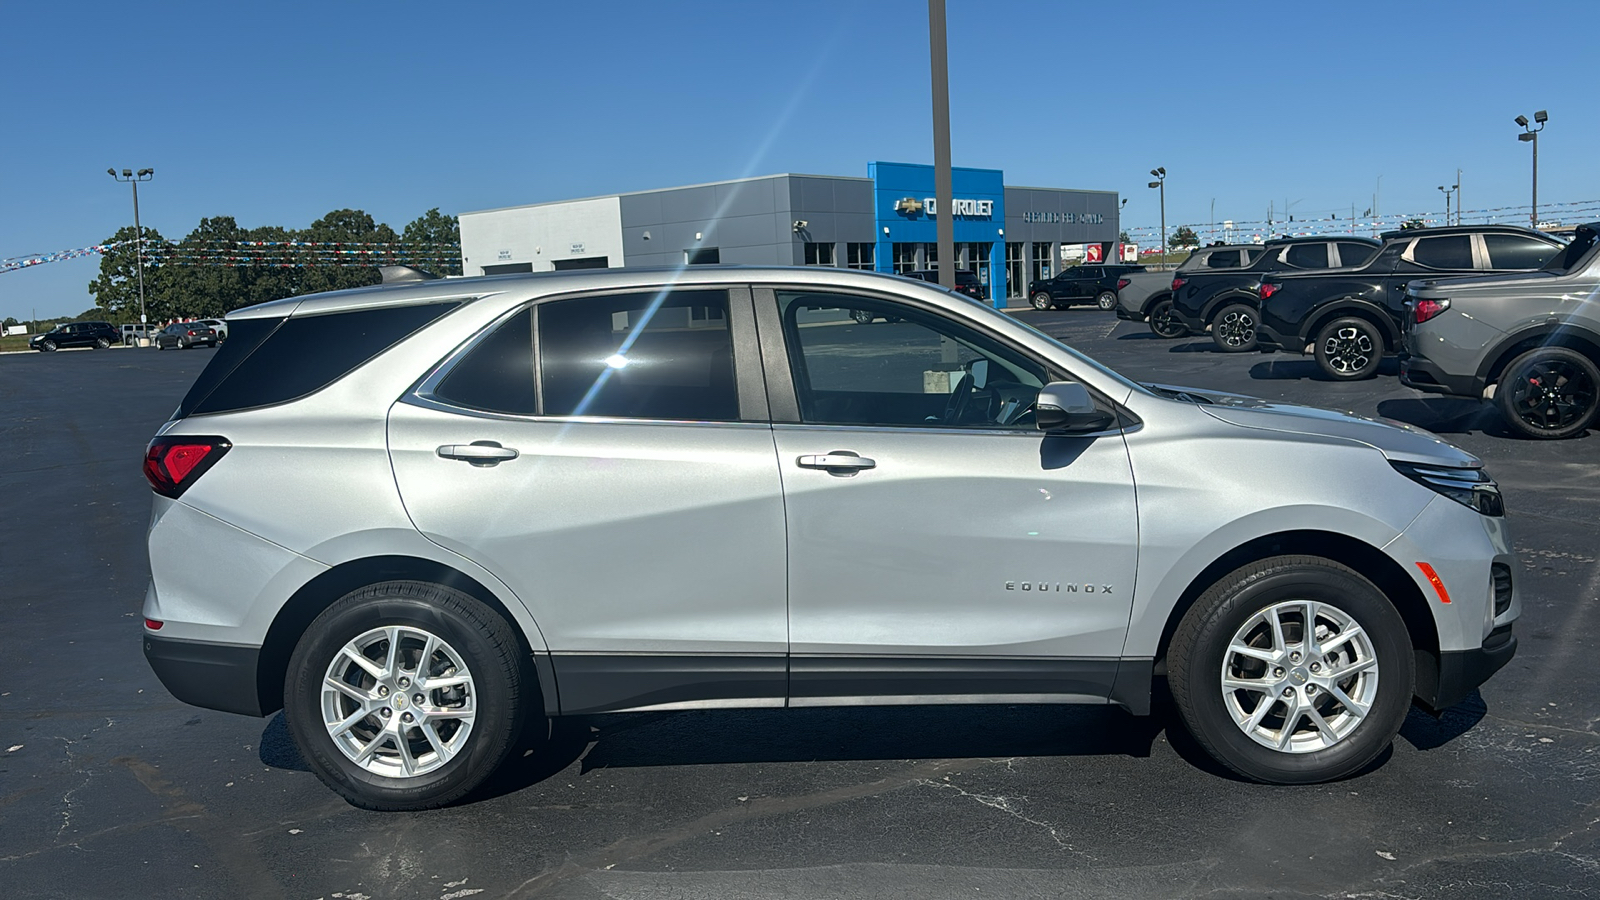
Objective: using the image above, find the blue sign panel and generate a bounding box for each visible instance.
[870,161,1008,306]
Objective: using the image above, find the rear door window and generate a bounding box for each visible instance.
[1484,233,1560,270]
[1283,243,1330,268]
[537,289,740,421]
[1412,236,1475,269]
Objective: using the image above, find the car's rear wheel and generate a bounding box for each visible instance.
[850,309,874,325]
[1314,317,1384,380]
[1147,299,1188,338]
[1211,303,1258,352]
[1031,292,1054,311]
[1495,347,1600,440]
[1168,556,1413,784]
[284,580,534,810]
[1096,291,1118,310]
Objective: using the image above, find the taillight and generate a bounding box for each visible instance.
[1171,277,1186,291]
[1415,298,1450,324]
[1116,278,1130,290]
[1259,282,1280,299]
[143,436,231,498]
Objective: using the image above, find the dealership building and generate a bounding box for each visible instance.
[458,161,1120,306]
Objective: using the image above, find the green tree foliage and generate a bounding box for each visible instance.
[403,208,463,276]
[1168,226,1200,250]
[85,207,460,321]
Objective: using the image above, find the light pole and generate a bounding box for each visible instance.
[1437,184,1456,226]
[927,0,954,293]
[1147,168,1166,266]
[108,167,154,329]
[1516,111,1547,228]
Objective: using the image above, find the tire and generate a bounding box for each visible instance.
[1147,298,1189,339]
[850,309,874,325]
[1314,317,1384,380]
[1495,347,1600,440]
[1031,292,1054,311]
[1096,291,1118,310]
[155,339,164,351]
[40,340,56,352]
[1168,556,1413,784]
[94,337,110,349]
[1211,303,1259,352]
[284,580,535,810]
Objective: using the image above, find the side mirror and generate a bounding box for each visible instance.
[968,358,989,390]
[1035,382,1117,435]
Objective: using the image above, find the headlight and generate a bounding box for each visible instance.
[1390,461,1504,517]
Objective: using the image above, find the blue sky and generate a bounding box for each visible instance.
[3,0,1595,319]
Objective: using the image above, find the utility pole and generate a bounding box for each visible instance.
[927,0,955,293]
[1456,168,1463,225]
[108,167,154,331]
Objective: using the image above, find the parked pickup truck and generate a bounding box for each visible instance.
[1168,236,1381,352]
[1257,226,1565,380]
[1117,244,1264,338]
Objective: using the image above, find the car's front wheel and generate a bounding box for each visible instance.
[850,309,874,325]
[1095,290,1118,310]
[1211,303,1259,352]
[1030,292,1054,311]
[1314,317,1384,380]
[1147,299,1188,338]
[284,580,535,810]
[1168,556,1413,784]
[1495,347,1600,440]
[94,337,110,349]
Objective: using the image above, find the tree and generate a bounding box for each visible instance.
[298,209,394,295]
[402,208,463,276]
[88,225,181,323]
[3,317,17,328]
[1168,226,1199,250]
[1118,230,1131,244]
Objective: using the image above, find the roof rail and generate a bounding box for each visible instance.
[379,265,441,284]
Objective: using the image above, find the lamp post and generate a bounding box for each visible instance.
[1437,184,1456,226]
[108,167,154,330]
[1147,168,1166,267]
[1515,111,1547,228]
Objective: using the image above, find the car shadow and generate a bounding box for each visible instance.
[1374,397,1510,436]
[1165,340,1222,353]
[1249,358,1401,381]
[1399,691,1488,751]
[1115,331,1178,342]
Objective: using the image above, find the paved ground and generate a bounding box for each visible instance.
[2,315,1597,900]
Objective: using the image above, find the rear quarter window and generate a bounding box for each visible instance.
[1412,236,1475,269]
[176,302,460,418]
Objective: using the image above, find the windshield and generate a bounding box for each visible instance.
[1542,228,1598,275]
[1003,314,1147,396]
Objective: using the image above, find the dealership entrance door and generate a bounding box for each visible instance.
[552,256,610,270]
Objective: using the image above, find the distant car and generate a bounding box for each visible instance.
[121,323,158,346]
[197,318,229,341]
[854,270,985,321]
[29,321,119,352]
[1401,222,1600,438]
[1117,245,1266,337]
[1028,264,1145,311]
[155,322,218,351]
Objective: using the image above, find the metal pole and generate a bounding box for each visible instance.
[928,0,955,293]
[1531,132,1538,228]
[132,180,147,325]
[1159,181,1166,266]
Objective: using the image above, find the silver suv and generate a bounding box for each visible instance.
[1402,223,1600,439]
[142,266,1519,810]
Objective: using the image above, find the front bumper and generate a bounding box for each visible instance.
[1420,627,1517,710]
[144,633,266,717]
[1399,353,1485,398]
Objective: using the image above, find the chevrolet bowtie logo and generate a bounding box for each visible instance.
[895,197,924,215]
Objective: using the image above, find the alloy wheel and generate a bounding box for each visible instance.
[1507,357,1598,434]
[1216,309,1256,349]
[1031,293,1052,311]
[1097,291,1117,310]
[1220,599,1378,753]
[1323,326,1375,375]
[321,625,477,778]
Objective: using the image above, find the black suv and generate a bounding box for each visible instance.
[1257,226,1564,380]
[1028,264,1144,311]
[29,321,119,352]
[1169,237,1381,352]
[900,269,987,300]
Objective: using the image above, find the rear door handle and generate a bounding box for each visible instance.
[437,441,519,466]
[797,451,876,474]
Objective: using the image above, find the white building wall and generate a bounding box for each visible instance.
[459,196,624,274]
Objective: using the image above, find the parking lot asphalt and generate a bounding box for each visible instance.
[2,315,1597,900]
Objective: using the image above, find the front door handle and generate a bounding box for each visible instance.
[437,441,519,466]
[796,451,876,474]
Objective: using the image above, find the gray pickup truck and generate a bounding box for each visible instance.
[1116,244,1264,338]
